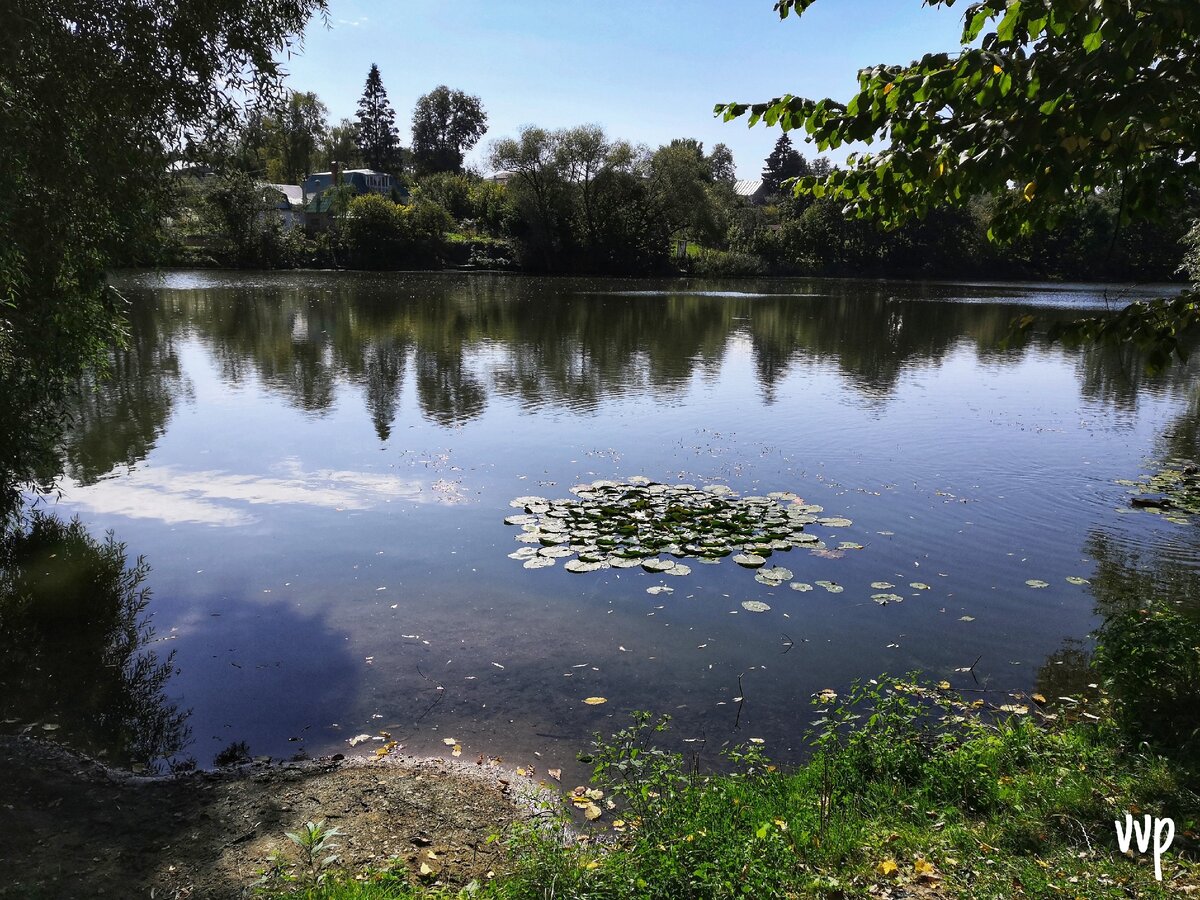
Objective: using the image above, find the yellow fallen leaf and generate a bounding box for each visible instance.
[938,680,951,690]
[452,744,462,757]
[1032,692,1047,704]
[584,802,602,821]
[548,768,562,781]
[419,862,434,877]
[586,788,604,801]
[582,859,600,870]
[583,697,607,705]
[442,737,457,746]
[914,857,938,880]
[876,858,899,878]
[1023,181,1036,202]
[516,767,526,776]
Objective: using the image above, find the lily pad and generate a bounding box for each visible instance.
[870,581,894,590]
[909,582,931,590]
[1025,579,1049,588]
[871,593,904,604]
[732,553,766,568]
[817,516,853,527]
[565,559,604,573]
[815,580,844,594]
[741,600,771,613]
[1066,576,1089,585]
[754,566,793,586]
[523,557,555,569]
[789,582,814,592]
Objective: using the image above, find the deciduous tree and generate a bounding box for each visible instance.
[411,86,488,175]
[0,0,327,518]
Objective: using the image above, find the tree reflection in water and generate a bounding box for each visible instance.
[0,513,190,771]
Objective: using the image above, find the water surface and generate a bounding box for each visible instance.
[40,271,1200,778]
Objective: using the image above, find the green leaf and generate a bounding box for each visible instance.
[996,2,1023,43]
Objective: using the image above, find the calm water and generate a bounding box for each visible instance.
[38,271,1200,778]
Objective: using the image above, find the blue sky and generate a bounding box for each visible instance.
[282,0,968,178]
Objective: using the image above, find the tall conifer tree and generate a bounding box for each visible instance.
[354,64,399,172]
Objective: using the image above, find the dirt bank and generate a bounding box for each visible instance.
[0,736,553,898]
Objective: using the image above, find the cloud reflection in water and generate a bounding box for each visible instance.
[60,457,461,526]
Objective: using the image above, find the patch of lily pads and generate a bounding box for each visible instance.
[505,478,852,580]
[1118,459,1200,524]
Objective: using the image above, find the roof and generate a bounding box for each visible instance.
[734,178,765,197]
[263,183,304,206]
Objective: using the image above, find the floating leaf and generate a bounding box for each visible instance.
[442,737,458,746]
[959,615,975,622]
[870,581,894,590]
[523,556,556,569]
[838,541,864,550]
[871,592,903,604]
[909,582,930,590]
[646,585,674,595]
[583,803,602,820]
[741,600,771,613]
[452,744,462,757]
[583,697,608,705]
[789,582,814,592]
[817,517,853,527]
[1025,579,1049,588]
[937,680,951,690]
[732,553,766,568]
[999,703,1030,715]
[1066,576,1089,585]
[565,559,603,573]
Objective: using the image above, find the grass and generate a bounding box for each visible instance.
[258,678,1200,899]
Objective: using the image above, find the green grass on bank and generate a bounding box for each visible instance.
[259,675,1200,900]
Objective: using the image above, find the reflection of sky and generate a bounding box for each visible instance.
[61,459,453,527]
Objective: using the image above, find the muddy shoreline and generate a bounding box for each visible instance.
[0,736,555,898]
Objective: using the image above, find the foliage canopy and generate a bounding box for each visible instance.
[411,86,488,175]
[718,0,1200,241]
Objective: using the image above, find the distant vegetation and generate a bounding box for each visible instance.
[162,64,1196,282]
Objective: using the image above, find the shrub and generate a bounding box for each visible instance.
[690,248,768,277]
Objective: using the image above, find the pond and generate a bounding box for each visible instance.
[34,270,1200,779]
